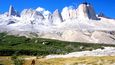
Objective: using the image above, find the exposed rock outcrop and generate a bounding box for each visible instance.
[8,5,19,16]
[91,31,115,44]
[21,9,44,20]
[52,9,63,25]
[76,3,98,20]
[62,30,93,42]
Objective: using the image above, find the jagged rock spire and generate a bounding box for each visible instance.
[98,12,105,17]
[8,5,19,16]
[52,9,63,25]
[76,2,98,20]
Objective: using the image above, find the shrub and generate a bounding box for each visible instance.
[11,55,25,65]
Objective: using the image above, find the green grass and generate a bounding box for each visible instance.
[0,32,115,56]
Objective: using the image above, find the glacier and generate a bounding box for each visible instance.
[0,3,115,44]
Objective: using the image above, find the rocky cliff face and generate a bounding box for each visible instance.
[61,7,70,21]
[76,3,97,20]
[61,7,77,21]
[52,9,63,25]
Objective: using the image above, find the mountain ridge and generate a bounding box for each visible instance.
[0,2,115,44]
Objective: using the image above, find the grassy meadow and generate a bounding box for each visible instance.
[0,56,115,65]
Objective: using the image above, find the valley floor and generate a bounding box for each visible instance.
[1,56,115,65]
[0,33,115,65]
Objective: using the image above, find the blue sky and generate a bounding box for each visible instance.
[0,0,115,18]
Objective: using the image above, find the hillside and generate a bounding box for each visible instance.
[0,33,115,56]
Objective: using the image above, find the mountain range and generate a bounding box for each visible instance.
[0,2,115,44]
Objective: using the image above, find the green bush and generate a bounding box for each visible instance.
[12,59,25,65]
[11,55,25,65]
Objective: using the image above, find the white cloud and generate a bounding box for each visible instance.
[43,10,51,15]
[36,7,45,12]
